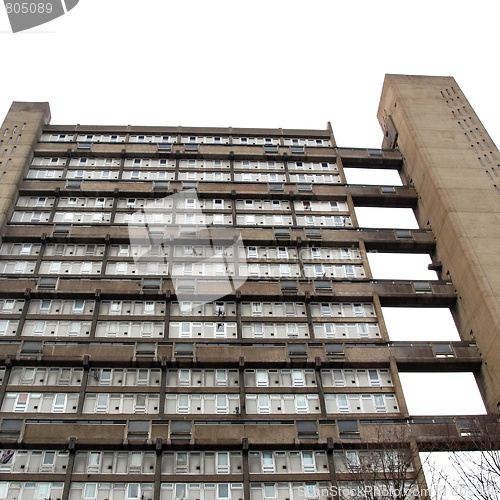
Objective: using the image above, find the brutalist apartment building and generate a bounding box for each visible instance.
[0,75,498,500]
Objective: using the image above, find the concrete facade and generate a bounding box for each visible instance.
[378,74,500,413]
[0,80,496,499]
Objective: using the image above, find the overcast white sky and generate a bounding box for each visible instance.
[0,0,495,418]
[0,0,498,150]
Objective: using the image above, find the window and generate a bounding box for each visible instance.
[14,372,36,394]
[262,452,275,472]
[263,484,276,499]
[332,370,345,386]
[110,301,122,314]
[368,370,381,386]
[292,370,305,387]
[256,370,268,387]
[345,450,360,470]
[302,451,316,472]
[217,483,229,499]
[216,370,228,386]
[258,394,270,413]
[20,243,32,255]
[277,247,288,258]
[144,301,155,313]
[175,485,188,499]
[374,394,387,412]
[253,323,263,337]
[95,394,109,413]
[341,248,351,259]
[251,302,262,316]
[52,393,67,412]
[14,393,29,412]
[309,247,320,259]
[3,299,15,311]
[178,369,191,386]
[135,394,147,413]
[73,300,85,313]
[108,322,120,337]
[36,196,47,206]
[215,323,226,337]
[83,483,97,500]
[180,323,192,337]
[353,304,364,317]
[68,321,81,337]
[179,302,192,315]
[337,394,349,413]
[295,394,308,413]
[304,484,318,499]
[286,323,298,337]
[216,394,228,413]
[178,394,189,413]
[34,320,45,334]
[85,245,96,256]
[284,303,295,316]
[247,246,258,258]
[88,452,102,473]
[314,264,325,277]
[35,483,51,499]
[345,265,355,277]
[321,303,331,316]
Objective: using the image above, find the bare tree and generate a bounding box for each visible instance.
[425,417,500,500]
[335,423,431,500]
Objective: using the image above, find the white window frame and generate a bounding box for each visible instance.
[52,393,67,413]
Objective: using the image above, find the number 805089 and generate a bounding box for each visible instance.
[5,2,53,14]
